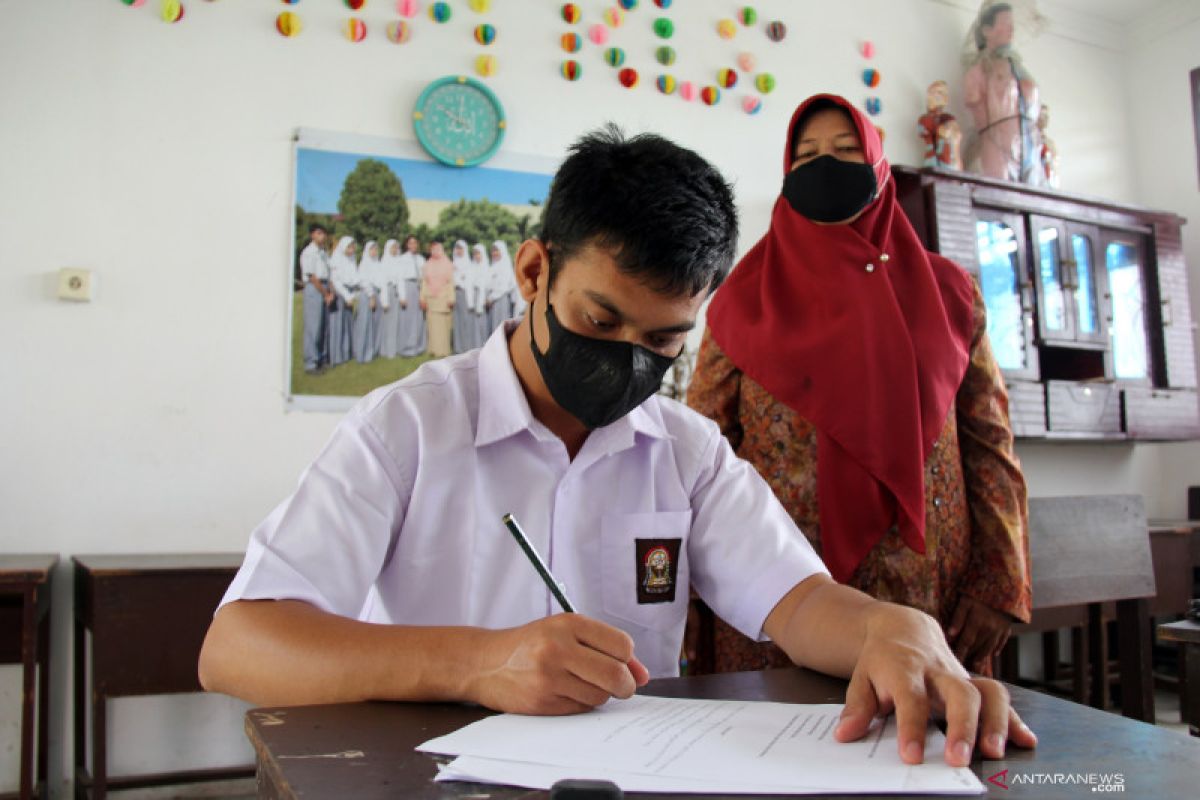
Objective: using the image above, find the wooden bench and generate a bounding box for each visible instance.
[999,495,1157,722]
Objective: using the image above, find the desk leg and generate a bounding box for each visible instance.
[1088,604,1107,710]
[20,588,35,800]
[38,609,50,795]
[1072,624,1089,705]
[1185,644,1200,737]
[74,617,86,800]
[1116,597,1154,723]
[92,693,106,800]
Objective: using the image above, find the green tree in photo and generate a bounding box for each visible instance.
[436,198,523,254]
[338,159,409,247]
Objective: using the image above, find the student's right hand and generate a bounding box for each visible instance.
[468,613,650,715]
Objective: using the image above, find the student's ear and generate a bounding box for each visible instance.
[514,240,549,302]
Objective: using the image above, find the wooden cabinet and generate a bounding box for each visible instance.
[895,166,1199,441]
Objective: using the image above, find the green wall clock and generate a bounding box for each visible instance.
[412,76,506,167]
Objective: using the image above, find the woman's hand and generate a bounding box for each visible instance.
[947,595,1013,673]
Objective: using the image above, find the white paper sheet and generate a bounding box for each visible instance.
[418,696,984,795]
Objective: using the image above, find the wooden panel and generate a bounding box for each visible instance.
[1124,387,1200,440]
[89,570,236,696]
[1149,530,1194,616]
[1007,379,1047,438]
[1046,380,1121,434]
[1026,494,1155,609]
[1153,222,1197,388]
[929,180,978,274]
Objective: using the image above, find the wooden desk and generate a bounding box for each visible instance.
[0,555,56,800]
[1159,620,1200,737]
[246,668,1200,799]
[72,554,253,800]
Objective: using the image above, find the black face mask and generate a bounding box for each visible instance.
[530,297,677,430]
[781,154,877,223]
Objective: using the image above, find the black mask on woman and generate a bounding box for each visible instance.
[781,154,877,223]
[530,297,677,430]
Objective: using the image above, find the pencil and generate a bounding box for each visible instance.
[502,512,576,613]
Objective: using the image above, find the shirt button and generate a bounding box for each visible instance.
[933,497,943,508]
[931,464,940,475]
[880,253,890,263]
[865,263,875,273]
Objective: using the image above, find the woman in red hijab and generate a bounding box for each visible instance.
[687,94,1031,675]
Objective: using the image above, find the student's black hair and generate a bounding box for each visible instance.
[539,124,737,297]
[309,223,328,235]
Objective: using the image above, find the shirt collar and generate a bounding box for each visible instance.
[474,321,672,450]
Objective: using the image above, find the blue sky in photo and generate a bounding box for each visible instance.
[296,148,553,214]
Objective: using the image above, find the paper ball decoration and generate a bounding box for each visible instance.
[766,20,786,41]
[604,7,624,27]
[717,19,736,39]
[755,72,775,93]
[561,32,582,52]
[653,17,674,38]
[618,0,638,9]
[561,60,582,81]
[862,68,880,88]
[679,81,697,101]
[474,24,496,45]
[717,69,738,89]
[281,0,299,5]
[397,0,419,17]
[561,3,580,24]
[345,17,367,41]
[276,11,302,36]
[655,46,676,66]
[861,40,876,58]
[475,54,497,77]
[468,0,492,12]
[653,0,672,8]
[587,24,608,45]
[346,0,365,10]
[656,74,676,94]
[387,20,411,42]
[742,96,763,115]
[737,52,757,72]
[604,47,626,67]
[618,68,639,88]
[865,97,882,115]
[740,7,757,25]
[700,86,721,105]
[161,0,184,23]
[429,2,451,23]
[122,0,147,7]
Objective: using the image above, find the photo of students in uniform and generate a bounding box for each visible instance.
[289,132,555,405]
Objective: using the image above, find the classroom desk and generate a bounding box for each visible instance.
[1158,619,1200,738]
[72,554,253,800]
[0,554,56,800]
[245,667,1200,799]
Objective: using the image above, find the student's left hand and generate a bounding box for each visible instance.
[833,602,1037,767]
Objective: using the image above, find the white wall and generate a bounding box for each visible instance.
[0,0,1194,794]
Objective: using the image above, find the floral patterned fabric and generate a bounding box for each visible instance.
[686,281,1032,674]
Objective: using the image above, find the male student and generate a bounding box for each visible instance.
[298,223,334,374]
[200,127,1037,768]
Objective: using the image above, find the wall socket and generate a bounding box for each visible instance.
[58,268,94,302]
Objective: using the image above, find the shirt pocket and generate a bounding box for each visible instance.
[600,511,690,632]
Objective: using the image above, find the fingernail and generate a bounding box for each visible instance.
[988,733,1005,754]
[954,740,971,764]
[904,740,923,763]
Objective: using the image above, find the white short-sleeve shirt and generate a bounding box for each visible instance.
[299,241,329,281]
[222,323,828,677]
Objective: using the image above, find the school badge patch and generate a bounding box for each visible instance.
[635,538,681,604]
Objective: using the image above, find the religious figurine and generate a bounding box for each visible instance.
[917,80,963,170]
[1037,103,1059,188]
[962,1,1044,186]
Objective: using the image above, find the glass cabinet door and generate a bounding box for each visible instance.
[974,211,1037,379]
[1031,216,1070,341]
[1065,224,1108,347]
[1102,236,1151,383]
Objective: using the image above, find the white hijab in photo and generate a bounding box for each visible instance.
[452,239,472,292]
[469,243,490,313]
[488,240,517,301]
[329,236,359,303]
[358,241,383,298]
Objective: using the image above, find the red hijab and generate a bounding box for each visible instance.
[706,94,975,583]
